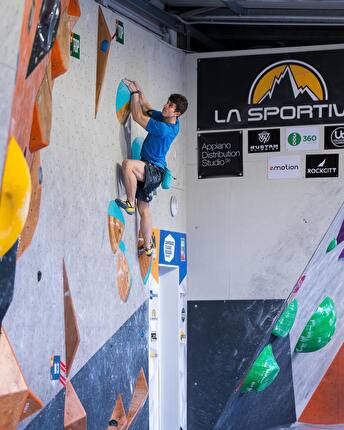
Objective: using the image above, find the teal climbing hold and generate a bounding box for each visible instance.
[241,344,280,393]
[131,137,143,160]
[295,296,336,353]
[326,238,337,253]
[272,299,298,338]
[108,200,125,225]
[161,168,173,190]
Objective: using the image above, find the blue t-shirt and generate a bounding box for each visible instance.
[140,110,179,169]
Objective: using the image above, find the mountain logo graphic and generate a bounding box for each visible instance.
[248,60,328,105]
[318,159,326,167]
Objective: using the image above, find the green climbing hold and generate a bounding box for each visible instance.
[241,344,280,393]
[326,238,337,253]
[295,296,336,353]
[272,299,298,338]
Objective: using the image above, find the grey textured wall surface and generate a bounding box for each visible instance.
[0,0,24,176]
[3,0,186,420]
[26,300,149,429]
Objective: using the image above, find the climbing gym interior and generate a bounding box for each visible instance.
[0,1,343,429]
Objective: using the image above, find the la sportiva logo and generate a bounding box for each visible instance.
[248,60,328,105]
[215,59,344,125]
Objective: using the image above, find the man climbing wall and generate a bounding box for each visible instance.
[116,79,188,256]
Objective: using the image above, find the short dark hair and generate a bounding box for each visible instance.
[169,93,188,116]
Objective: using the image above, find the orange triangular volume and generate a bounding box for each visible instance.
[63,260,80,377]
[64,380,87,430]
[68,0,81,17]
[17,152,42,258]
[299,342,344,424]
[95,6,111,118]
[126,368,148,428]
[117,249,131,302]
[51,9,71,79]
[29,65,53,152]
[20,388,44,421]
[107,395,128,430]
[0,330,29,429]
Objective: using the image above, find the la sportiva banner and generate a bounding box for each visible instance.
[197,48,344,130]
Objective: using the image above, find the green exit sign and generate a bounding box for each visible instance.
[116,20,124,45]
[70,33,80,59]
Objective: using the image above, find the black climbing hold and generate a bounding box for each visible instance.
[37,271,42,282]
[109,419,118,426]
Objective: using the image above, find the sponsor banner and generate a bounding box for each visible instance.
[197,49,344,130]
[248,128,280,153]
[305,154,339,178]
[198,131,243,179]
[159,230,187,284]
[285,126,320,151]
[325,125,344,149]
[268,155,301,179]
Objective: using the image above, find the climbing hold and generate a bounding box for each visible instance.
[241,344,280,393]
[108,419,118,426]
[131,137,143,160]
[116,80,131,124]
[100,39,110,52]
[116,241,132,302]
[326,238,337,253]
[95,7,111,118]
[339,248,344,261]
[272,299,298,338]
[26,0,61,77]
[336,219,344,245]
[108,200,125,254]
[37,271,42,282]
[161,168,173,190]
[0,137,31,257]
[295,296,336,353]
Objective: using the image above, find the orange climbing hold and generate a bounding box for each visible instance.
[107,395,128,430]
[64,380,87,430]
[126,368,148,428]
[63,260,80,377]
[51,9,71,79]
[29,65,53,152]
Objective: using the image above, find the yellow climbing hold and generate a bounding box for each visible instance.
[0,137,31,256]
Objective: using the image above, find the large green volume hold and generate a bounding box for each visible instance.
[272,299,298,338]
[241,344,280,393]
[295,296,336,353]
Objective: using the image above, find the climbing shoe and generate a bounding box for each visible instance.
[145,244,154,257]
[115,198,135,215]
[145,235,156,257]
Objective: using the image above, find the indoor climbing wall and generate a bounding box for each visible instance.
[0,0,187,429]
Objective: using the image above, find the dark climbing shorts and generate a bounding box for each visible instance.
[136,162,165,203]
